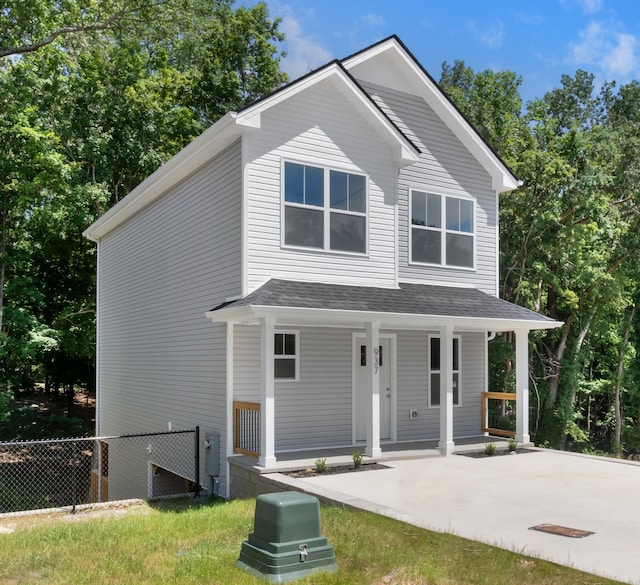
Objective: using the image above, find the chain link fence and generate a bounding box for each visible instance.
[0,428,200,514]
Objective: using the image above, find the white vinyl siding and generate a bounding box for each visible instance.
[276,327,354,450]
[244,79,398,290]
[96,140,243,498]
[232,327,485,449]
[395,331,484,441]
[454,332,485,437]
[233,324,261,402]
[232,326,354,451]
[360,81,498,295]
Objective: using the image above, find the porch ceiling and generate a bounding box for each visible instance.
[206,279,563,332]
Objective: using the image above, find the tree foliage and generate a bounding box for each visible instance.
[0,0,286,416]
[0,0,178,58]
[441,61,640,455]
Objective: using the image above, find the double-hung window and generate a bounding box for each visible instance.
[283,161,367,254]
[428,335,460,407]
[274,331,298,381]
[411,190,474,268]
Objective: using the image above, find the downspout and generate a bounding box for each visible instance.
[95,242,101,436]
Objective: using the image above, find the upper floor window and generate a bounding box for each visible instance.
[410,190,474,268]
[283,161,367,254]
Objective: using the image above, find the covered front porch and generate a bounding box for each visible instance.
[207,279,562,482]
[232,391,522,463]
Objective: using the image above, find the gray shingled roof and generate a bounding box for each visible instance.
[210,279,555,324]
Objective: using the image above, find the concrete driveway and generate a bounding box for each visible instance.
[272,449,640,584]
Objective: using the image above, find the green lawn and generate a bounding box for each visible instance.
[0,498,624,585]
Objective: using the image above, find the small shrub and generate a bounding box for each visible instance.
[507,438,518,452]
[352,450,362,469]
[315,458,327,473]
[484,442,496,456]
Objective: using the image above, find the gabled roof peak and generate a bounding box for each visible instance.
[84,35,519,242]
[233,59,421,165]
[341,35,519,192]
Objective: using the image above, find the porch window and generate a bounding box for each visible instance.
[274,331,298,380]
[411,190,474,268]
[283,161,367,254]
[428,335,460,407]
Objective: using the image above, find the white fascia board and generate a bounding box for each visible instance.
[206,304,563,332]
[343,38,519,193]
[83,112,242,241]
[204,306,255,324]
[235,63,419,168]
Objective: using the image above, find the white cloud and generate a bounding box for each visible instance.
[560,0,603,14]
[601,32,637,76]
[481,21,505,49]
[568,20,639,77]
[569,21,605,63]
[511,11,545,26]
[278,7,333,79]
[361,13,385,28]
[465,20,505,50]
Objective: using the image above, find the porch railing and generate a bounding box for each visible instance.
[481,392,516,438]
[233,401,261,457]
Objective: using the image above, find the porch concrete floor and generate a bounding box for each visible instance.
[234,436,508,473]
[268,448,640,585]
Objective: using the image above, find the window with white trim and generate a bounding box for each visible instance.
[283,161,367,253]
[274,331,298,380]
[428,335,461,407]
[411,190,474,268]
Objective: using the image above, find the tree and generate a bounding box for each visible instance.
[0,1,287,414]
[504,73,636,448]
[440,60,526,165]
[0,0,177,58]
[441,63,640,452]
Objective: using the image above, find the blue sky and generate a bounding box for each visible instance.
[245,0,640,103]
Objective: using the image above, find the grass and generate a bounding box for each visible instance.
[0,497,624,585]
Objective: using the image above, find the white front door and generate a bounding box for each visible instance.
[355,336,392,441]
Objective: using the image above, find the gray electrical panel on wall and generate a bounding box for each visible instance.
[205,431,220,477]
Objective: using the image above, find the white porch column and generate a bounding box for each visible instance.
[439,325,455,455]
[365,321,382,458]
[514,328,530,444]
[259,317,277,467]
[225,321,234,497]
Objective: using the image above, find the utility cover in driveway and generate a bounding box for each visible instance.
[529,524,594,538]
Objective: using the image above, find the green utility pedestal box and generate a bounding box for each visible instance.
[237,491,337,583]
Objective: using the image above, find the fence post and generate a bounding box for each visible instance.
[72,441,78,514]
[97,439,102,503]
[194,426,200,498]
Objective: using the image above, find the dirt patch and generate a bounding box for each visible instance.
[2,388,95,442]
[0,499,148,533]
[457,448,538,459]
[284,462,389,478]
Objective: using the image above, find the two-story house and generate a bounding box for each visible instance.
[84,36,561,500]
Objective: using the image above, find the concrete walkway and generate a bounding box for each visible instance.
[270,449,640,584]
